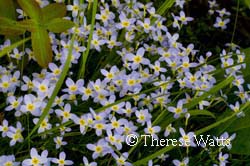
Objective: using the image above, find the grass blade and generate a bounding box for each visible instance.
[25,34,76,140]
[0,37,30,58]
[78,0,98,79]
[185,76,234,109]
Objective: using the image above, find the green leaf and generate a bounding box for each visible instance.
[0,0,16,19]
[18,19,38,32]
[157,0,175,15]
[45,18,75,33]
[78,0,98,78]
[189,110,216,118]
[31,28,52,68]
[0,17,26,35]
[184,76,234,109]
[0,37,31,58]
[17,0,42,21]
[244,0,250,8]
[42,3,67,22]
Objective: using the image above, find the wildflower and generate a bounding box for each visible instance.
[179,128,196,147]
[54,136,67,149]
[93,121,106,136]
[229,101,245,117]
[198,100,210,110]
[0,119,9,137]
[158,153,169,161]
[21,76,35,91]
[48,63,62,78]
[217,132,236,150]
[91,34,106,52]
[35,0,49,8]
[101,66,119,81]
[120,101,136,117]
[173,157,189,166]
[16,8,27,19]
[116,12,136,30]
[71,114,88,134]
[126,47,150,70]
[67,0,81,17]
[10,48,24,60]
[168,100,187,118]
[82,156,97,166]
[121,119,138,135]
[20,94,41,116]
[55,104,74,123]
[112,152,132,166]
[175,0,185,8]
[137,18,153,33]
[176,11,193,25]
[52,152,73,166]
[218,152,229,166]
[216,8,231,17]
[5,96,23,111]
[7,122,24,146]
[208,0,218,9]
[0,155,20,166]
[33,79,50,97]
[63,78,84,95]
[214,17,230,30]
[135,109,152,125]
[33,118,52,133]
[164,124,176,137]
[105,130,124,150]
[86,139,111,159]
[22,148,48,166]
[0,75,12,93]
[144,121,161,139]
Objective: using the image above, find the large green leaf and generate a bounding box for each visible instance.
[17,0,42,21]
[244,0,250,8]
[0,17,26,35]
[45,18,75,33]
[0,0,16,19]
[31,28,52,68]
[18,19,38,32]
[42,3,67,22]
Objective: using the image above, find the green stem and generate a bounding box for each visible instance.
[78,0,98,79]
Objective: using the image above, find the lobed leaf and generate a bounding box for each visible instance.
[42,3,67,22]
[0,0,16,19]
[0,17,26,36]
[45,18,75,33]
[17,0,42,21]
[31,28,52,68]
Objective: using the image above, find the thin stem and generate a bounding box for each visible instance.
[230,0,240,45]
